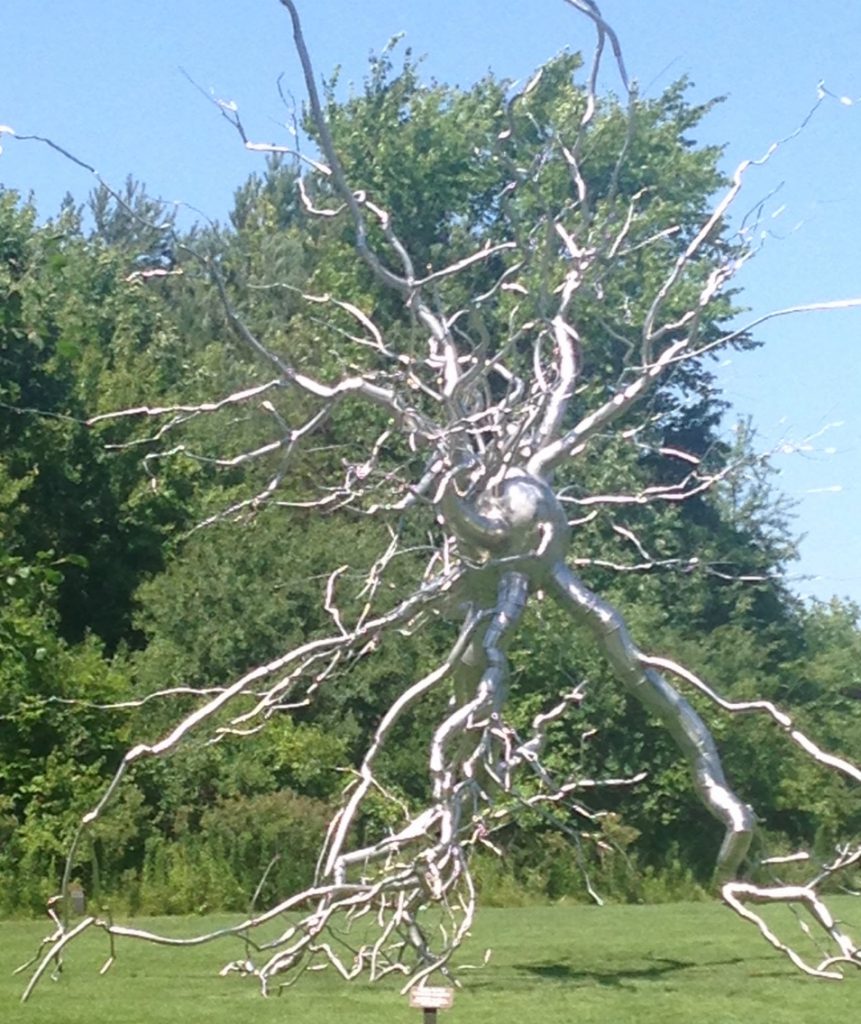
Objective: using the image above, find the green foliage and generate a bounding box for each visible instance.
[0,189,190,648]
[0,550,136,913]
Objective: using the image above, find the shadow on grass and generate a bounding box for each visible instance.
[509,955,747,988]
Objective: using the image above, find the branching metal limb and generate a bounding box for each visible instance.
[571,554,773,585]
[296,175,343,217]
[639,654,861,786]
[721,877,861,979]
[5,130,179,234]
[178,65,333,178]
[27,858,468,998]
[209,257,437,434]
[561,463,736,508]
[20,918,96,1003]
[42,686,277,712]
[555,0,635,226]
[321,614,482,880]
[14,897,66,977]
[276,1,420,295]
[143,435,287,474]
[412,241,518,289]
[563,0,631,100]
[276,0,499,407]
[86,381,285,428]
[642,90,835,359]
[42,567,462,941]
[295,290,399,362]
[522,73,861,482]
[527,335,691,476]
[231,573,541,990]
[671,295,861,364]
[531,315,580,453]
[9,117,446,493]
[472,743,648,910]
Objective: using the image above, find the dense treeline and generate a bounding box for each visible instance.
[1,52,860,916]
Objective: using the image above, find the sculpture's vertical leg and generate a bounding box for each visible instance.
[432,572,530,838]
[549,562,755,882]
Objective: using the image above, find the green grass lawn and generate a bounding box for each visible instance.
[2,900,860,1023]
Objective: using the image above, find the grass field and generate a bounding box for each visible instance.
[3,900,860,1023]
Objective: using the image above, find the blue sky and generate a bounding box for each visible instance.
[2,1,860,603]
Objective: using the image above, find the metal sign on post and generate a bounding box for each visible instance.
[409,985,454,1022]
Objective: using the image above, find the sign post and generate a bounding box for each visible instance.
[408,985,454,1023]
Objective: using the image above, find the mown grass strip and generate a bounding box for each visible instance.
[2,900,859,1023]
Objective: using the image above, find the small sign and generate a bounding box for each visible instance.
[69,888,86,915]
[409,986,454,1010]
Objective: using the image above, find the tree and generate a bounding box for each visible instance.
[13,0,861,1000]
[0,187,196,650]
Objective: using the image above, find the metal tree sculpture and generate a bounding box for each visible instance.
[19,0,861,999]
